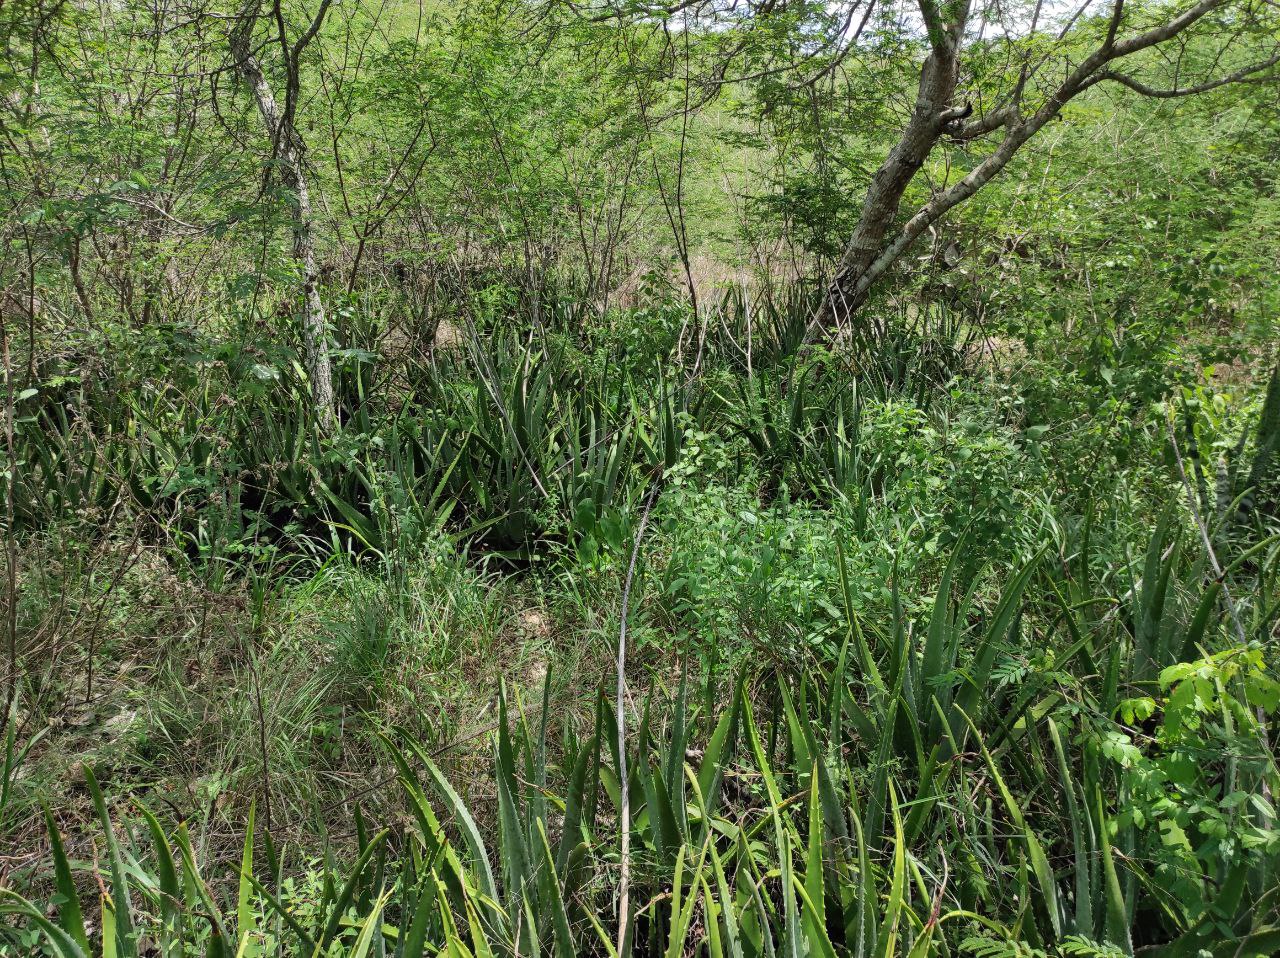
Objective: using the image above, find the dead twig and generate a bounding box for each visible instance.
[615,480,660,958]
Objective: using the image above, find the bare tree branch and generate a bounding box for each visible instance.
[1101,48,1280,96]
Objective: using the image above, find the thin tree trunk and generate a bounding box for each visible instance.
[291,166,336,423]
[230,8,335,430]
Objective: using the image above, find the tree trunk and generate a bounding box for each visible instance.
[816,0,1249,337]
[230,12,336,431]
[289,162,336,425]
[827,48,961,325]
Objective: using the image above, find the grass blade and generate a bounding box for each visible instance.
[84,766,137,958]
[44,806,89,954]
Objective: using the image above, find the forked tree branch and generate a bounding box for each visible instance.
[817,0,1272,331]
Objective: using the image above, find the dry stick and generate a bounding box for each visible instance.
[248,648,275,840]
[1,320,16,733]
[1167,412,1273,810]
[615,481,659,958]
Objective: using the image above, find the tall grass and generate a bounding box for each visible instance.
[5,288,1278,956]
[5,523,1278,957]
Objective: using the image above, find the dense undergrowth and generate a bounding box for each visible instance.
[4,0,1280,947]
[4,523,1279,956]
[2,279,1278,956]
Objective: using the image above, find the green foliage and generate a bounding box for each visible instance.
[6,519,1279,956]
[3,4,1280,958]
[1106,647,1280,912]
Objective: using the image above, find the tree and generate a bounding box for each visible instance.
[229,0,336,429]
[817,0,1280,330]
[568,0,1277,330]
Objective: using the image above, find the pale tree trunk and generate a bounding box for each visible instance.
[819,0,1277,335]
[230,1,336,430]
[289,162,336,424]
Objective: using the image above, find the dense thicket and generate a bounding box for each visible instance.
[0,0,1278,955]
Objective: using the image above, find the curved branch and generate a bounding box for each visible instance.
[1101,49,1280,97]
[948,103,1017,140]
[290,0,336,62]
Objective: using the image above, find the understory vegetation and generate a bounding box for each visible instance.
[1,0,1279,954]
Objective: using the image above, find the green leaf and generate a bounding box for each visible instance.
[743,695,801,958]
[84,766,137,958]
[174,824,232,951]
[697,685,740,822]
[349,890,392,958]
[407,739,499,906]
[44,806,89,954]
[800,772,836,958]
[536,820,575,958]
[318,829,391,955]
[876,782,906,958]
[1097,796,1134,956]
[0,892,89,958]
[237,800,259,957]
[138,805,181,956]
